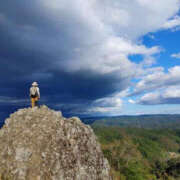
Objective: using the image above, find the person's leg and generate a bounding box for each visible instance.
[35,97,39,107]
[31,98,35,108]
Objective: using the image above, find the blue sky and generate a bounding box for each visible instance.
[1,0,180,119]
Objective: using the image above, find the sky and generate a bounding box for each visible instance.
[1,0,180,119]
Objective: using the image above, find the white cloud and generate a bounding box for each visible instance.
[115,88,130,98]
[138,85,180,105]
[128,99,136,104]
[171,52,180,59]
[140,56,157,67]
[95,0,180,39]
[87,106,124,115]
[139,92,161,105]
[164,86,180,98]
[88,107,117,113]
[132,66,180,95]
[162,16,180,29]
[94,97,123,107]
[37,0,180,76]
[86,88,131,114]
[86,94,124,115]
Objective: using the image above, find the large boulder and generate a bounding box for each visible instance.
[0,106,111,180]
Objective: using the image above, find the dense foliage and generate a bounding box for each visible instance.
[93,126,180,180]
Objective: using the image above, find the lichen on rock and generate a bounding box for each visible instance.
[0,105,111,180]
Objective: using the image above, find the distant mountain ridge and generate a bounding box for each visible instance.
[82,114,180,129]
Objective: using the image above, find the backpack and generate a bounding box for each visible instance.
[30,87,38,98]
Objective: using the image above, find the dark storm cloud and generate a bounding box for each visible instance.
[1,0,180,119]
[0,0,133,118]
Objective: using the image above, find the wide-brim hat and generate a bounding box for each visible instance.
[32,82,38,86]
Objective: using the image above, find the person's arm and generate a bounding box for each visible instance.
[29,87,32,97]
[37,87,40,98]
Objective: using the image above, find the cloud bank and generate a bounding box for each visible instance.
[0,0,180,115]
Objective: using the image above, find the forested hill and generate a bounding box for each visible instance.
[94,127,180,180]
[82,114,180,129]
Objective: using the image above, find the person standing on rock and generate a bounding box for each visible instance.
[30,82,40,108]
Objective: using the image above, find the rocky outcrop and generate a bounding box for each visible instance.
[0,106,111,180]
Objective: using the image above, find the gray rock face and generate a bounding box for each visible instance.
[0,106,111,180]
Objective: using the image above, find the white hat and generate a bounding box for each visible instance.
[32,82,38,86]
